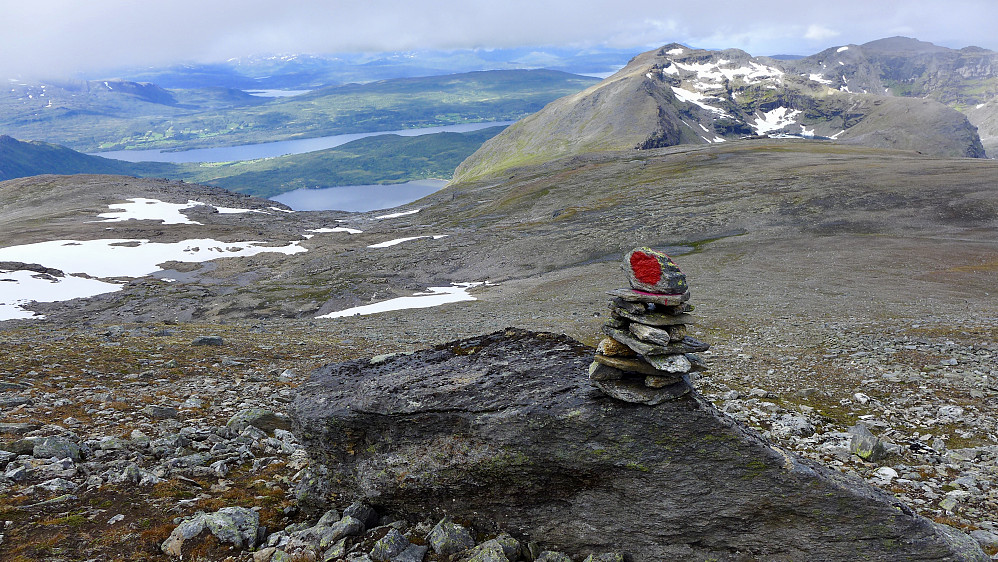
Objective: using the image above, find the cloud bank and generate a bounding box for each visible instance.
[2,0,997,79]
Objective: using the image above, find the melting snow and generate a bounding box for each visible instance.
[752,107,802,134]
[809,73,833,85]
[0,238,306,279]
[830,130,845,140]
[307,227,363,235]
[672,60,783,84]
[671,87,729,116]
[375,209,420,219]
[837,46,849,53]
[368,235,447,248]
[317,282,485,318]
[667,48,685,55]
[269,206,295,213]
[97,198,267,225]
[0,270,122,321]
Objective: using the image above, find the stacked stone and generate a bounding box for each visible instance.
[590,247,709,405]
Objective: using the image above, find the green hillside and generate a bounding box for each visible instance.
[0,70,598,153]
[0,126,505,195]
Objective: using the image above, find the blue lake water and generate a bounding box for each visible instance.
[91,121,513,163]
[270,179,448,212]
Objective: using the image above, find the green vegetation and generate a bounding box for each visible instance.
[177,126,507,196]
[0,126,505,196]
[0,70,598,153]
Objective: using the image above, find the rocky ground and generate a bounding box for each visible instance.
[0,310,996,560]
[1,142,997,559]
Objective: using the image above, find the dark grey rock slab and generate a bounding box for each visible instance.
[290,329,987,562]
[606,288,690,306]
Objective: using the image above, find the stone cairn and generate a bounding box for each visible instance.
[590,247,709,405]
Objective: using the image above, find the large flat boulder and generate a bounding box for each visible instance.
[290,328,986,561]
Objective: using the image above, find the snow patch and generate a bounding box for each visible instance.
[0,269,122,321]
[809,73,833,85]
[0,238,305,279]
[666,48,685,55]
[96,198,267,225]
[317,282,486,318]
[306,227,363,235]
[752,107,802,134]
[671,87,729,116]
[368,235,447,248]
[375,209,420,219]
[837,46,849,53]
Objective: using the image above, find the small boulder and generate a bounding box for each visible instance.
[33,436,82,462]
[343,501,380,529]
[227,408,291,434]
[161,507,260,557]
[848,424,888,462]
[370,528,410,561]
[427,517,476,556]
[191,335,224,346]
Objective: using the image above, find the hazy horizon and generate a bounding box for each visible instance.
[3,0,998,81]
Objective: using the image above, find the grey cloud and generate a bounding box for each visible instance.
[2,0,997,79]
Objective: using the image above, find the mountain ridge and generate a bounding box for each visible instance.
[454,39,991,182]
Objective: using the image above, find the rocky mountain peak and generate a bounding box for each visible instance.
[454,41,986,182]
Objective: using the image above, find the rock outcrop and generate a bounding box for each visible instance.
[291,328,987,561]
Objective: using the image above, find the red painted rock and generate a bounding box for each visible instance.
[623,247,688,294]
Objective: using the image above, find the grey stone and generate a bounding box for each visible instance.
[583,554,626,562]
[191,335,224,346]
[643,353,692,373]
[142,405,179,419]
[370,528,410,561]
[969,530,998,551]
[593,354,659,376]
[161,507,259,557]
[427,517,475,556]
[227,408,291,434]
[848,424,889,462]
[588,361,624,381]
[0,449,16,469]
[466,534,520,561]
[342,501,379,529]
[611,307,693,327]
[36,477,77,492]
[319,516,364,548]
[629,322,686,345]
[593,377,690,404]
[603,327,708,357]
[291,329,988,561]
[0,422,41,435]
[392,543,428,562]
[606,288,690,306]
[33,436,82,462]
[536,552,572,562]
[316,508,341,527]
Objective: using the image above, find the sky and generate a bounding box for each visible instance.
[3,0,998,79]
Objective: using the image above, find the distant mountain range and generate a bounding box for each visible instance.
[455,37,997,181]
[98,47,638,89]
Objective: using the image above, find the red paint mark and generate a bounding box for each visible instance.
[630,251,662,285]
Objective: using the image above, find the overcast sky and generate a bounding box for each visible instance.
[3,0,997,79]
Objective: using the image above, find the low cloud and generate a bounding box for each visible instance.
[1,0,996,80]
[804,25,841,41]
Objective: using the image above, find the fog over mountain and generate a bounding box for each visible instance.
[3,0,998,79]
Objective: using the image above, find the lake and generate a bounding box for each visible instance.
[270,179,448,212]
[92,121,514,163]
